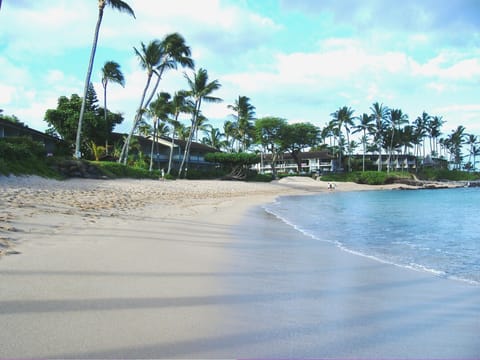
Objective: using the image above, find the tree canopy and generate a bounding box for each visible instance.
[45,84,123,158]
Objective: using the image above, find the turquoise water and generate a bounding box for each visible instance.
[264,188,480,285]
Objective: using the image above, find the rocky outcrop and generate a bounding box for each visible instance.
[53,160,108,179]
[394,178,469,190]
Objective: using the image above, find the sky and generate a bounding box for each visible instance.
[1,0,480,139]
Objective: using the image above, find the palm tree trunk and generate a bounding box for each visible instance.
[167,114,180,175]
[118,72,153,164]
[74,6,104,159]
[144,67,165,109]
[178,99,201,178]
[103,81,109,155]
[149,118,157,171]
[362,129,366,172]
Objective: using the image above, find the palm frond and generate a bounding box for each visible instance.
[107,0,136,18]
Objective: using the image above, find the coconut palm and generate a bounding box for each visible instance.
[202,125,226,150]
[353,113,375,171]
[330,106,355,171]
[370,102,390,171]
[429,116,444,156]
[118,40,162,164]
[101,60,125,154]
[471,145,480,172]
[148,92,172,171]
[194,114,211,141]
[119,33,193,164]
[75,0,135,159]
[143,33,194,109]
[445,126,466,169]
[228,96,256,152]
[167,91,194,174]
[223,120,236,152]
[414,111,431,158]
[466,134,478,170]
[386,109,409,172]
[178,68,222,178]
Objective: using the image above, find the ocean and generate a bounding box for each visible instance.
[264,187,480,285]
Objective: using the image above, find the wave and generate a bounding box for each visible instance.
[262,201,480,286]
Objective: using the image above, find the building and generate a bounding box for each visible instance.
[254,151,335,174]
[110,132,220,171]
[0,118,65,155]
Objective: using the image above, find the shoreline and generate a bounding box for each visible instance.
[1,176,479,358]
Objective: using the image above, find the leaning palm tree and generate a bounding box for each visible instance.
[118,40,162,164]
[101,61,125,154]
[178,68,222,178]
[75,0,135,159]
[119,33,193,164]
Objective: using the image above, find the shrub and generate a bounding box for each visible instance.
[321,171,412,185]
[91,161,160,179]
[0,137,45,160]
[418,168,480,181]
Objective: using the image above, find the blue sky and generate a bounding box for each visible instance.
[1,0,479,138]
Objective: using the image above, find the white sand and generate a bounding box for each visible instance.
[0,176,478,358]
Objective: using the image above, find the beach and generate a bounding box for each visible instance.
[0,176,479,358]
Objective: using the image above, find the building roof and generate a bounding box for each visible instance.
[0,118,63,143]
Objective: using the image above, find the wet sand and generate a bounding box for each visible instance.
[0,176,478,358]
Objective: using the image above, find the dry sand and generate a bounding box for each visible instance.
[0,176,478,358]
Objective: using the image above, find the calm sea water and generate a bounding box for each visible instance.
[264,188,480,285]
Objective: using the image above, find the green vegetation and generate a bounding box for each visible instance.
[417,168,480,181]
[3,3,480,179]
[0,137,61,178]
[90,161,160,179]
[205,152,260,179]
[321,171,413,185]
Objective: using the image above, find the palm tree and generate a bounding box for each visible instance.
[118,39,161,163]
[143,33,194,109]
[75,0,135,159]
[386,109,409,172]
[471,145,480,172]
[197,114,212,142]
[167,91,194,174]
[414,111,431,158]
[228,96,256,152]
[429,115,444,157]
[353,113,375,172]
[466,134,478,170]
[101,61,125,154]
[223,120,236,152]
[370,102,390,171]
[202,126,226,150]
[148,92,172,171]
[178,68,222,178]
[330,106,355,171]
[119,33,193,164]
[445,126,466,169]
